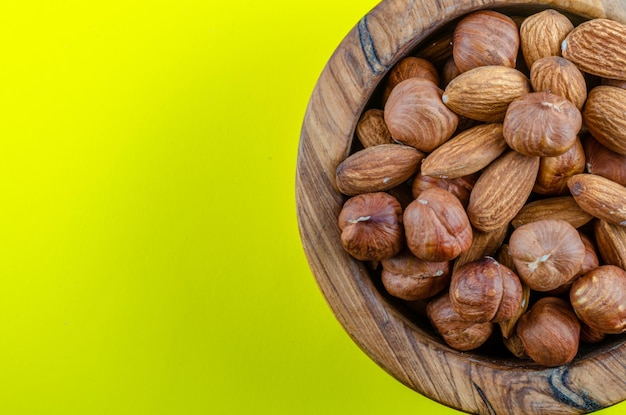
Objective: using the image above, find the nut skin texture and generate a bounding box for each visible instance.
[568,173,626,226]
[338,192,404,262]
[583,86,626,156]
[584,135,626,187]
[562,18,626,81]
[570,265,626,334]
[420,123,507,179]
[520,9,574,68]
[511,196,593,229]
[594,219,626,269]
[452,10,519,73]
[442,66,531,123]
[516,297,581,367]
[384,78,459,152]
[403,187,472,262]
[530,56,587,110]
[503,92,582,157]
[452,224,509,273]
[381,249,450,301]
[355,109,395,148]
[467,150,540,232]
[383,57,440,103]
[509,219,585,292]
[426,293,494,351]
[411,172,476,208]
[533,137,586,195]
[335,144,423,196]
[449,257,523,323]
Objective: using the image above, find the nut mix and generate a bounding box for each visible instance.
[335,9,626,367]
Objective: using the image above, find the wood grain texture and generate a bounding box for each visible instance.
[296,1,626,413]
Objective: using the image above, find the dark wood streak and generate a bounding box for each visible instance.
[549,366,602,412]
[474,382,497,415]
[358,16,387,75]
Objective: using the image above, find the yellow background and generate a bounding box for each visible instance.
[0,1,624,414]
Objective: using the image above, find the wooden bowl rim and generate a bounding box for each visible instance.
[296,1,626,413]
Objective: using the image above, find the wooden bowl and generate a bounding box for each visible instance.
[296,1,626,414]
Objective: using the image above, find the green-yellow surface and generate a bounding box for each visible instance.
[0,1,624,414]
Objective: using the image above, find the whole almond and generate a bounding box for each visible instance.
[530,56,587,110]
[420,123,507,179]
[562,18,626,80]
[583,86,626,155]
[568,173,626,226]
[385,78,459,151]
[355,109,395,148]
[511,196,594,229]
[442,66,531,122]
[336,144,423,196]
[520,9,574,68]
[452,10,519,73]
[594,219,626,269]
[467,150,540,232]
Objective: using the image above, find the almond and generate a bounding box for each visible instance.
[520,9,574,68]
[442,66,531,122]
[562,18,626,81]
[530,56,587,110]
[335,144,423,196]
[452,224,509,273]
[511,196,594,229]
[568,173,626,226]
[467,150,540,231]
[420,123,507,179]
[594,219,626,269]
[583,85,626,156]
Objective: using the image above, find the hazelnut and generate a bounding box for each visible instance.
[382,57,440,103]
[403,187,473,262]
[533,136,586,195]
[381,249,450,301]
[584,135,626,187]
[509,219,585,291]
[355,109,395,148]
[426,293,494,351]
[570,265,626,334]
[384,78,459,152]
[516,297,580,367]
[411,172,477,208]
[452,10,519,73]
[449,257,523,323]
[338,192,403,261]
[503,91,582,157]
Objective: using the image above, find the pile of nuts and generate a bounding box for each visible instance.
[336,9,626,367]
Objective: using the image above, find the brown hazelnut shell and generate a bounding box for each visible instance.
[426,293,494,351]
[516,297,580,367]
[404,187,473,262]
[338,192,403,261]
[381,249,450,301]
